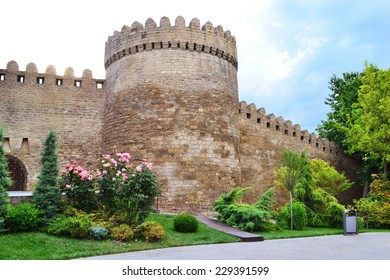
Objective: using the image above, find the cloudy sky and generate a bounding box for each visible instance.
[1,0,390,133]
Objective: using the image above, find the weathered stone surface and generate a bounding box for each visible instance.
[0,16,360,214]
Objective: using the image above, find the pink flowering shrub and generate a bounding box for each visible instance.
[59,161,97,212]
[59,153,160,225]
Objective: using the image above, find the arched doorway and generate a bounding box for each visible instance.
[6,155,27,191]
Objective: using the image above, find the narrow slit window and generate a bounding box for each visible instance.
[0,73,5,81]
[285,130,288,135]
[185,42,189,50]
[37,77,45,85]
[143,43,146,50]
[168,41,172,48]
[276,125,280,131]
[238,109,241,114]
[160,42,163,48]
[152,42,155,49]
[56,79,63,86]
[266,122,270,128]
[246,113,251,119]
[74,80,81,88]
[323,147,326,152]
[177,42,181,48]
[135,46,139,52]
[257,118,261,124]
[301,136,304,141]
[202,45,205,52]
[193,43,197,51]
[316,143,319,148]
[293,132,296,137]
[17,75,25,83]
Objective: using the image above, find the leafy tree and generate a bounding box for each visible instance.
[343,63,390,177]
[32,131,61,223]
[0,127,12,232]
[276,150,309,229]
[276,150,346,228]
[317,66,382,193]
[310,159,353,198]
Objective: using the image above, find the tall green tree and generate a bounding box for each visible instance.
[317,71,362,146]
[32,131,61,223]
[276,150,309,229]
[0,127,12,232]
[318,66,382,195]
[343,64,390,177]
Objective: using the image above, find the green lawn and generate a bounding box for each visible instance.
[1,213,389,260]
[0,213,240,260]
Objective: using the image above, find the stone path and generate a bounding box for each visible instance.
[196,215,264,242]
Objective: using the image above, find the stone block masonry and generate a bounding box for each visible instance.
[0,16,360,214]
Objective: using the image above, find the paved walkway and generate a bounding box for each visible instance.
[80,232,390,260]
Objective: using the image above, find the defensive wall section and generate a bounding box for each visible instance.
[0,16,360,213]
[0,61,105,190]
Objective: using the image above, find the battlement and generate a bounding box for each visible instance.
[104,16,238,70]
[239,101,340,155]
[0,60,105,90]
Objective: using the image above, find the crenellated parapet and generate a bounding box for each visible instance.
[0,60,105,90]
[104,16,238,70]
[238,101,340,156]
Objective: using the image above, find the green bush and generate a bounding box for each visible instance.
[90,226,109,240]
[173,214,199,233]
[46,214,92,238]
[135,221,164,242]
[213,187,275,232]
[47,215,72,236]
[5,203,42,232]
[277,201,308,230]
[110,224,134,242]
[68,216,92,238]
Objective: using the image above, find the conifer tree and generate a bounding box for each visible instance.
[32,131,61,223]
[0,127,12,232]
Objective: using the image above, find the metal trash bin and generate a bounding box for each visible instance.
[343,210,358,235]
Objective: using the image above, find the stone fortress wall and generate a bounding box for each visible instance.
[0,16,360,213]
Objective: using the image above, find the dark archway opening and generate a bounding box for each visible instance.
[6,155,27,191]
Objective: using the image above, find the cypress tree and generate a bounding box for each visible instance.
[0,127,12,232]
[32,131,61,223]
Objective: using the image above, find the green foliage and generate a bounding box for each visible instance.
[46,211,92,239]
[276,201,308,230]
[46,215,72,236]
[354,175,390,228]
[173,214,199,233]
[5,203,42,232]
[110,224,134,242]
[213,187,275,232]
[310,159,353,197]
[318,71,362,146]
[342,64,390,175]
[33,131,61,222]
[135,221,165,242]
[0,127,12,232]
[90,226,109,240]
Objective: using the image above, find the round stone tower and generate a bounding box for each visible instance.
[103,16,240,214]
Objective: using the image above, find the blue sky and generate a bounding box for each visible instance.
[1,0,390,133]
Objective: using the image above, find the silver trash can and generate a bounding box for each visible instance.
[343,210,358,235]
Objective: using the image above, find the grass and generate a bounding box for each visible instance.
[2,213,389,260]
[0,213,240,260]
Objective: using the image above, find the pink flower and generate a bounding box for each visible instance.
[136,165,143,172]
[102,170,107,174]
[144,162,153,170]
[112,177,116,181]
[103,163,110,168]
[88,175,94,181]
[60,169,66,174]
[73,160,78,165]
[65,184,72,189]
[65,163,71,168]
